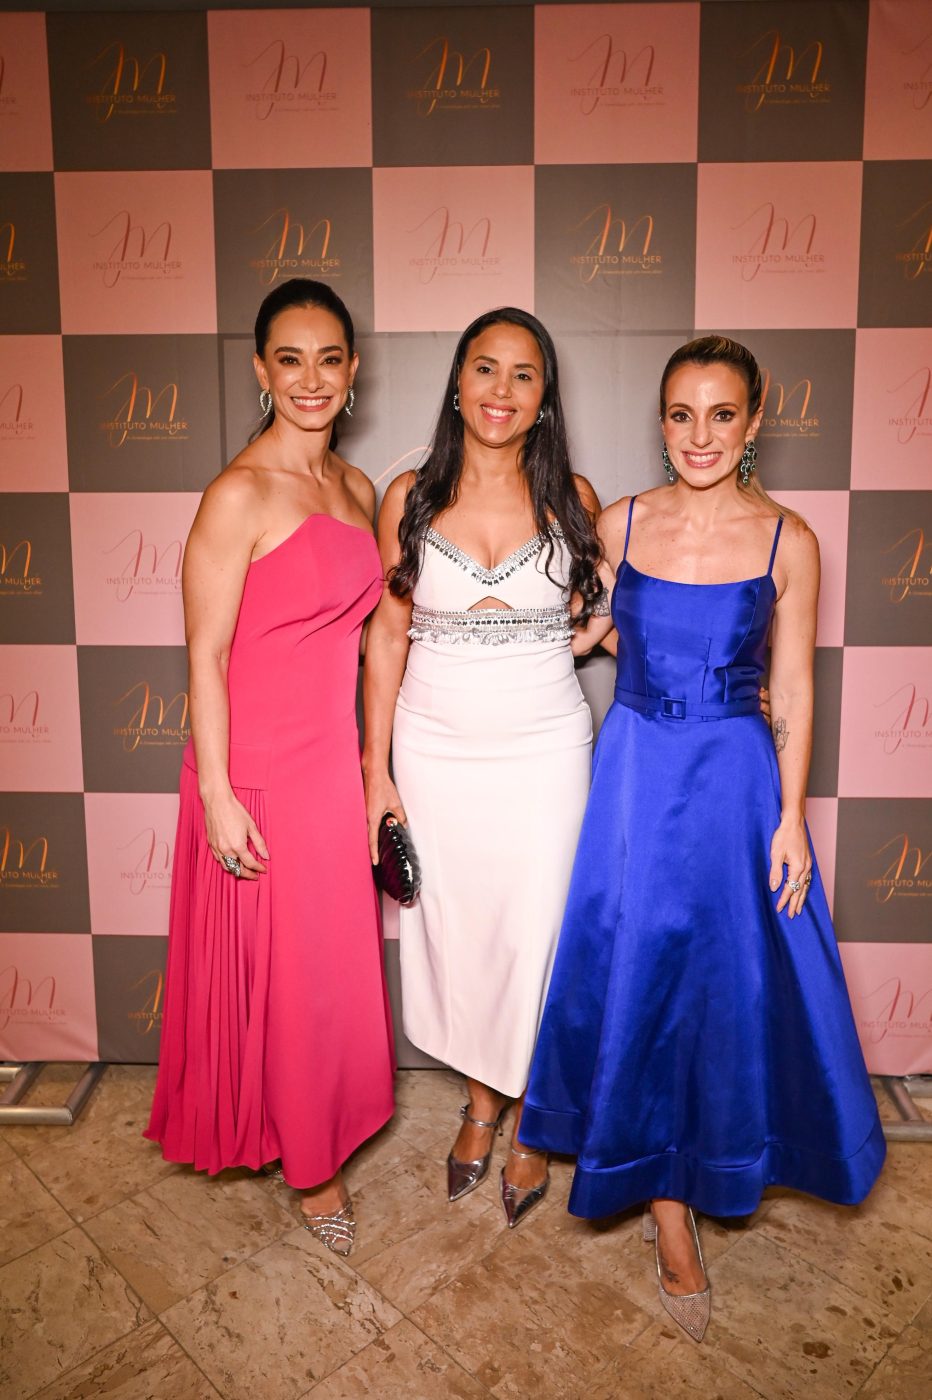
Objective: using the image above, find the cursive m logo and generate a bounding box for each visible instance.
[0,965,56,1032]
[0,383,24,421]
[120,828,171,894]
[409,206,492,283]
[94,211,173,288]
[0,690,40,726]
[743,29,824,111]
[0,827,48,873]
[859,976,932,1042]
[872,833,932,905]
[104,529,183,601]
[883,527,931,604]
[116,680,189,751]
[255,207,332,285]
[735,201,817,281]
[574,204,654,283]
[760,370,813,420]
[569,34,656,114]
[875,682,931,754]
[899,201,932,282]
[247,39,327,119]
[904,29,932,112]
[416,36,492,115]
[888,366,932,444]
[102,372,179,447]
[130,969,164,1033]
[0,221,15,263]
[0,539,32,578]
[90,41,167,122]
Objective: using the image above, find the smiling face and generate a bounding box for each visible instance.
[661,360,763,490]
[456,322,545,450]
[253,303,357,436]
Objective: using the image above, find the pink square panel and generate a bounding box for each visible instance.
[534,3,699,164]
[55,171,217,334]
[864,1,932,160]
[695,163,862,329]
[0,14,53,171]
[805,797,838,917]
[851,329,932,489]
[770,491,849,647]
[0,645,83,792]
[839,647,932,798]
[0,336,67,491]
[208,9,371,168]
[70,492,198,645]
[0,933,98,1062]
[373,166,535,332]
[838,942,932,1076]
[85,792,177,936]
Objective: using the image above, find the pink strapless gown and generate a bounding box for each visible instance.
[145,515,395,1187]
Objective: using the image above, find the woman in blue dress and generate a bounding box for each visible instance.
[520,336,885,1342]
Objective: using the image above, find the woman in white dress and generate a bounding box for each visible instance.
[363,308,606,1226]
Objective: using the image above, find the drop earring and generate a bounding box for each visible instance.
[344,386,355,417]
[259,389,272,416]
[535,408,545,425]
[662,444,676,483]
[453,391,460,413]
[740,439,757,486]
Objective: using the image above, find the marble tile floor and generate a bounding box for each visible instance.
[1,1066,931,1400]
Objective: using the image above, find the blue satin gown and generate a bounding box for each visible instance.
[521,498,885,1219]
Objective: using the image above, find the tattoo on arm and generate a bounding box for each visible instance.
[773,717,789,753]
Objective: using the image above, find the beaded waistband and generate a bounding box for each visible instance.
[409,604,572,646]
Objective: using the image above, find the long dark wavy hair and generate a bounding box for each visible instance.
[251,277,355,450]
[389,307,603,624]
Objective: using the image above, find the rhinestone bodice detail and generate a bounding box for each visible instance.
[410,526,572,646]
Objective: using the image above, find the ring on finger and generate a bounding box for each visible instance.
[222,855,242,878]
[786,878,801,893]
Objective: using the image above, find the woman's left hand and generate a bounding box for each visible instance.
[769,816,812,919]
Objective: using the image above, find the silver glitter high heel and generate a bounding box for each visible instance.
[300,1199,356,1257]
[642,1202,656,1242]
[654,1206,711,1343]
[500,1144,550,1229]
[447,1102,506,1201]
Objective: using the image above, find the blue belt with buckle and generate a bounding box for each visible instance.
[613,686,761,722]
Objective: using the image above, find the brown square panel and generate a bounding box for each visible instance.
[372,5,533,167]
[78,645,189,794]
[0,792,90,934]
[47,11,211,171]
[213,167,373,335]
[535,163,696,333]
[0,494,74,645]
[698,329,854,491]
[859,160,932,327]
[834,798,932,942]
[93,934,167,1063]
[64,335,221,493]
[698,0,868,162]
[0,173,60,333]
[844,491,932,646]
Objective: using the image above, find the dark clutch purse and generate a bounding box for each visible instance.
[374,813,422,906]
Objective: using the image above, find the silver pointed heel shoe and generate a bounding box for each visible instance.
[300,1199,356,1257]
[447,1103,506,1202]
[654,1206,711,1343]
[500,1145,550,1229]
[642,1202,656,1242]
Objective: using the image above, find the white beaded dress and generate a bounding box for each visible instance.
[392,526,593,1097]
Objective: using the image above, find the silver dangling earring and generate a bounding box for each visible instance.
[344,386,355,417]
[453,391,460,413]
[740,438,757,486]
[259,388,272,416]
[662,444,676,483]
[535,408,545,425]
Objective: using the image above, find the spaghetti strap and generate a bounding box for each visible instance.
[622,496,637,564]
[766,516,784,577]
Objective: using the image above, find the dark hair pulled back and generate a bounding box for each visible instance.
[252,278,355,449]
[389,307,603,626]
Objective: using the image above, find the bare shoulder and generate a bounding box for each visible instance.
[340,460,377,522]
[778,511,820,568]
[381,469,417,513]
[198,460,267,521]
[572,473,602,517]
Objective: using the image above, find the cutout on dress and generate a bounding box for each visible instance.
[468,596,514,611]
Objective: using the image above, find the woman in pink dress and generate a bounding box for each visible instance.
[145,279,394,1256]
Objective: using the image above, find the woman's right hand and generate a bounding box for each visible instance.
[364,768,407,864]
[203,788,269,882]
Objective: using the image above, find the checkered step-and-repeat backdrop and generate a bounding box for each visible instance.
[1,1,930,1072]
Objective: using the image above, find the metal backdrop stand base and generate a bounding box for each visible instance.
[0,1063,107,1125]
[879,1076,932,1142]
